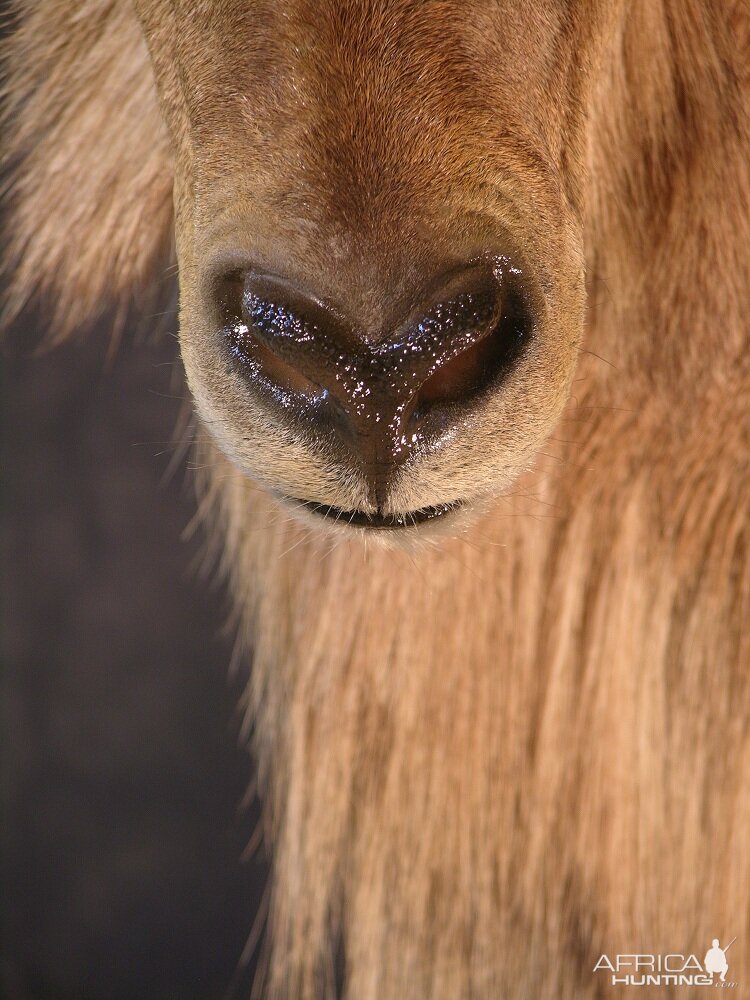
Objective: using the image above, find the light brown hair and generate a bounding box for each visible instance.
[3,2,749,997]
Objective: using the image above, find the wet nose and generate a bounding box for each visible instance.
[221,261,530,505]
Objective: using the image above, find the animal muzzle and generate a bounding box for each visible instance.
[219,255,533,511]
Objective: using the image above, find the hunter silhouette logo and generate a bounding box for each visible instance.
[593,937,739,988]
[705,938,736,983]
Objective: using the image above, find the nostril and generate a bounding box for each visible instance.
[218,270,330,402]
[412,280,531,415]
[415,331,504,409]
[230,321,320,396]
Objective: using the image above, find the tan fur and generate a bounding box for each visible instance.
[1,0,173,342]
[3,2,749,998]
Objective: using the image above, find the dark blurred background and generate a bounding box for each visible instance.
[1,318,267,1000]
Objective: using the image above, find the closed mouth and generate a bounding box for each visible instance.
[293,499,461,529]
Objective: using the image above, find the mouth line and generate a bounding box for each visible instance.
[292,499,462,529]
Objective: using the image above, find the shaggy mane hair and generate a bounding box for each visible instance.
[2,2,749,998]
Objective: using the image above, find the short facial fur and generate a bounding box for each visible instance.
[131,1,621,529]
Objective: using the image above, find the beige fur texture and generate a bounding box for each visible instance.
[2,1,749,997]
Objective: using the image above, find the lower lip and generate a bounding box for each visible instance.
[293,499,461,529]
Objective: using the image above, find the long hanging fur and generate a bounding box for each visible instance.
[1,0,174,343]
[3,2,749,999]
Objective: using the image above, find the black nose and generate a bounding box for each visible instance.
[220,260,530,506]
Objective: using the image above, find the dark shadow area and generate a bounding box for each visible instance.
[1,320,267,1000]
